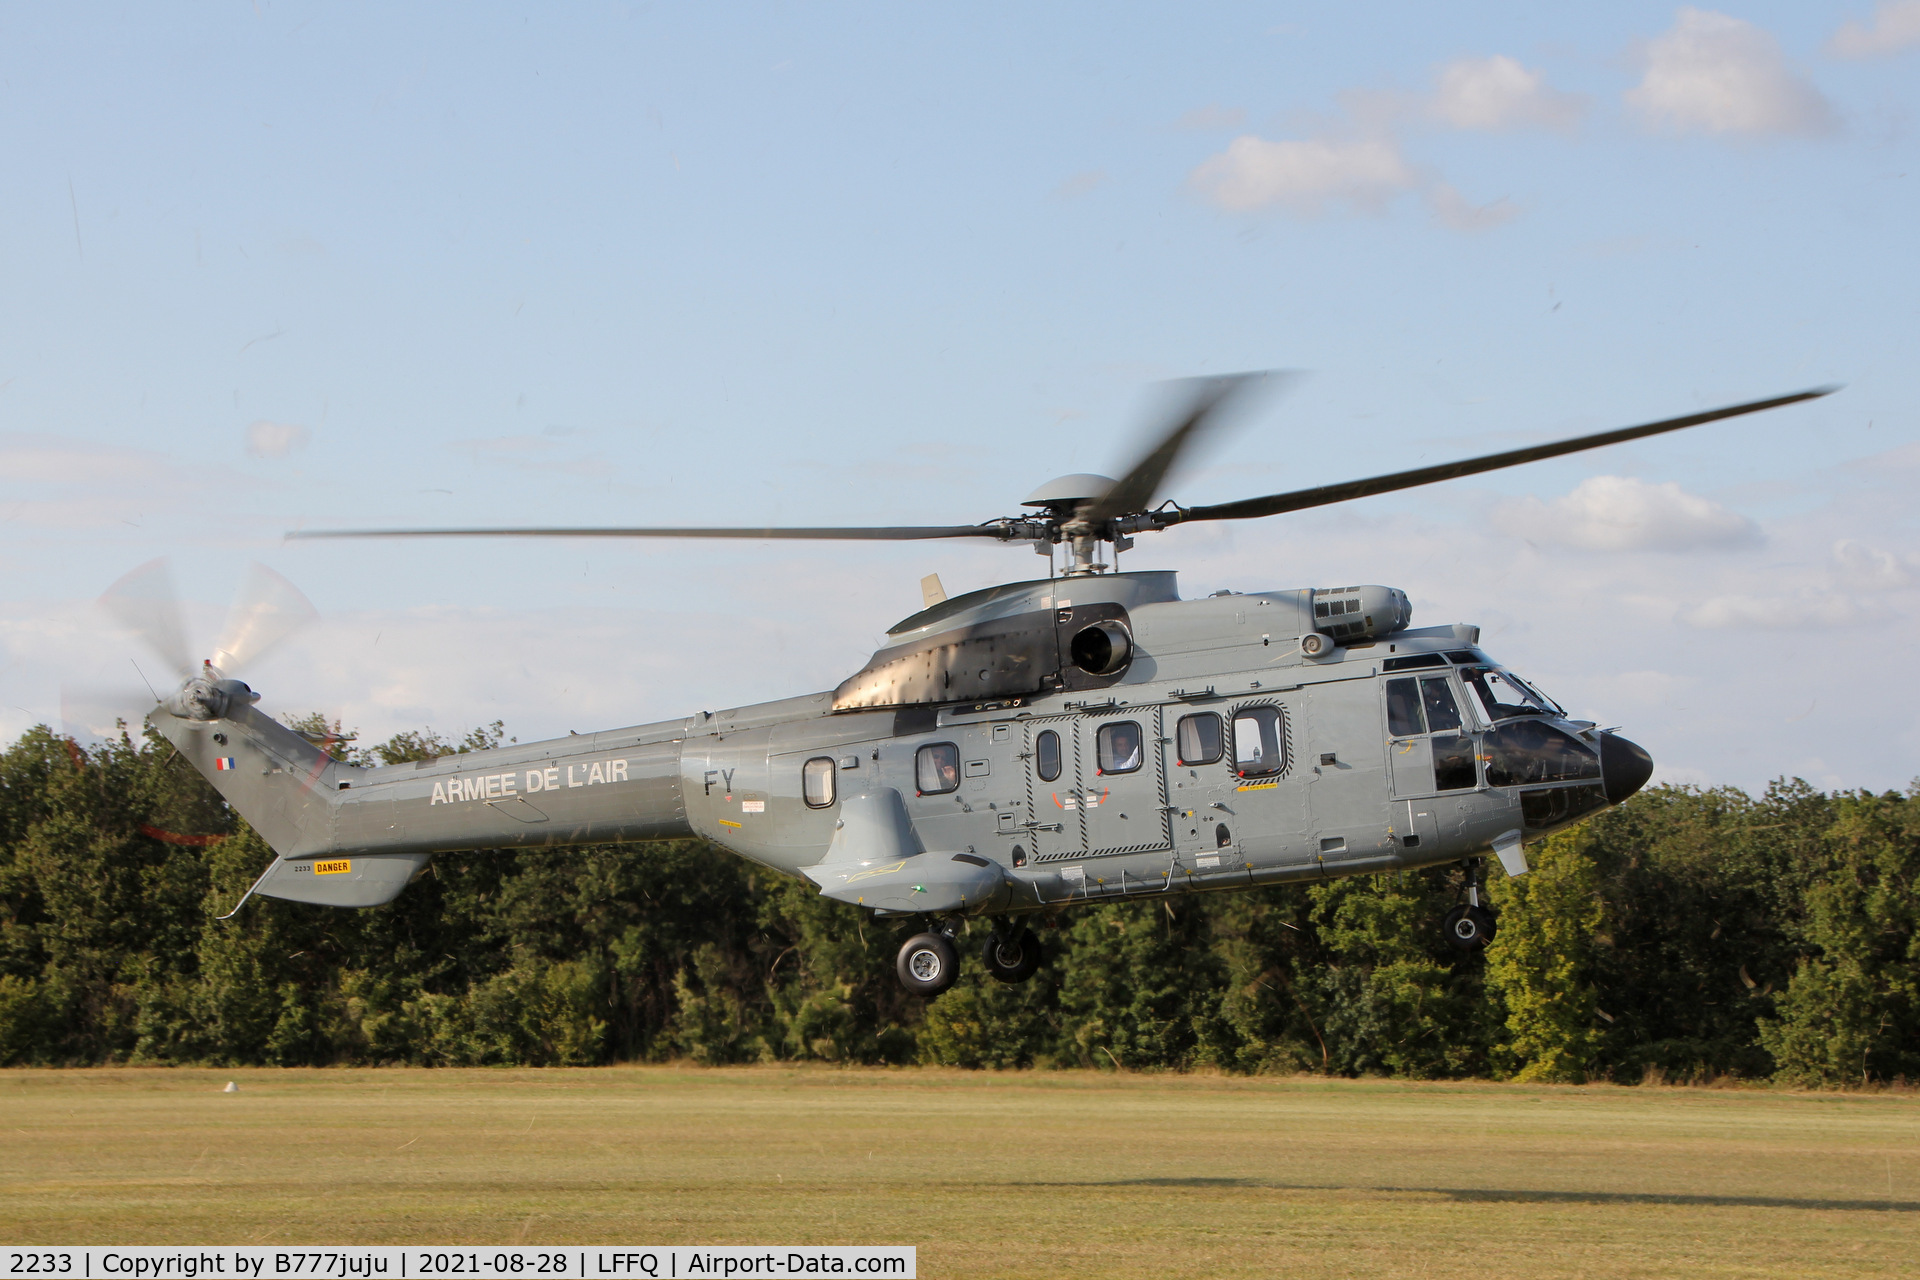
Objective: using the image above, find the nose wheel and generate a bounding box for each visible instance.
[1444,903,1497,949]
[1444,858,1498,951]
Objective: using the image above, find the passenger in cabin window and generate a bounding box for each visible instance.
[1103,721,1142,773]
[916,743,961,794]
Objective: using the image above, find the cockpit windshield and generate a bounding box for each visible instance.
[1461,666,1564,722]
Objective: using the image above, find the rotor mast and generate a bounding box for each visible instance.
[1018,473,1122,577]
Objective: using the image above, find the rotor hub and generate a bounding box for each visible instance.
[1021,473,1116,512]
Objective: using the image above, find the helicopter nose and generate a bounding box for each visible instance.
[1599,732,1654,804]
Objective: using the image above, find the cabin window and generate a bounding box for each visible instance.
[1096,721,1145,775]
[1386,678,1424,737]
[916,742,960,795]
[1422,677,1464,732]
[802,757,836,808]
[1231,705,1288,778]
[1035,730,1062,781]
[1176,712,1224,765]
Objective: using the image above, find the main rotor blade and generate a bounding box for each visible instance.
[1173,387,1836,525]
[211,562,319,675]
[287,524,1015,542]
[1076,371,1280,526]
[98,558,194,681]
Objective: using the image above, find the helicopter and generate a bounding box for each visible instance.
[133,375,1832,996]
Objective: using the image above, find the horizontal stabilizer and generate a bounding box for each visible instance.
[252,852,433,908]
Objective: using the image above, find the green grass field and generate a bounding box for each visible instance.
[2,1068,1916,1278]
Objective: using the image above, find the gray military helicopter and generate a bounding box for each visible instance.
[135,376,1830,995]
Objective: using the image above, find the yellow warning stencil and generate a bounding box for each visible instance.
[313,859,352,875]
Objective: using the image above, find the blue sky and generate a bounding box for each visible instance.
[3,3,1916,791]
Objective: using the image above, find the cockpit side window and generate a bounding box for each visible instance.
[1422,677,1464,732]
[1462,666,1557,722]
[1511,671,1565,716]
[1388,676,1463,736]
[1431,736,1478,791]
[916,742,961,795]
[1386,678,1425,737]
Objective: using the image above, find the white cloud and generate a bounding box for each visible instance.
[1425,182,1520,231]
[1189,57,1568,227]
[1627,8,1838,137]
[1679,588,1882,630]
[1494,475,1759,552]
[0,435,169,485]
[1427,55,1585,132]
[1189,134,1418,215]
[0,435,210,528]
[1828,1,1920,58]
[1670,539,1915,631]
[245,420,310,460]
[1832,538,1913,588]
[1594,668,1700,711]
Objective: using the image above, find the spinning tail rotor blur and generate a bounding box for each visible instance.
[79,558,319,735]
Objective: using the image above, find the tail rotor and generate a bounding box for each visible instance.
[94,558,318,724]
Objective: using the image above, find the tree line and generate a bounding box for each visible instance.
[0,721,1913,1084]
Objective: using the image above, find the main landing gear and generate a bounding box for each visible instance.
[894,920,1046,996]
[896,930,959,996]
[981,926,1043,984]
[1444,857,1497,951]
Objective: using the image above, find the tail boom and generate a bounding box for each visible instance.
[151,705,693,908]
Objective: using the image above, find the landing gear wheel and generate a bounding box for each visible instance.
[981,927,1043,984]
[1443,904,1498,951]
[896,932,960,996]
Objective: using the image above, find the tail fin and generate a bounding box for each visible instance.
[150,701,429,909]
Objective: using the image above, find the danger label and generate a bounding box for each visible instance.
[313,860,351,875]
